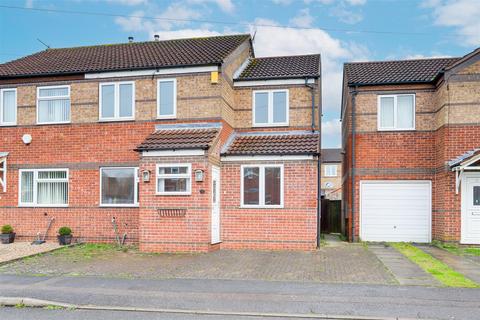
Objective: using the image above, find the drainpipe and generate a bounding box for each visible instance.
[351,87,358,242]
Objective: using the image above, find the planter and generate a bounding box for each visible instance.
[57,234,72,245]
[0,232,15,244]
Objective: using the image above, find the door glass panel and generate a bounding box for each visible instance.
[213,180,217,204]
[474,186,480,206]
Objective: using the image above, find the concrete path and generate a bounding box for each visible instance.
[368,244,441,286]
[417,245,480,284]
[0,274,479,320]
[0,242,61,264]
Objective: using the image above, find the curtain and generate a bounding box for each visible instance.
[2,90,16,123]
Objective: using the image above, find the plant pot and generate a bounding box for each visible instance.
[0,232,15,244]
[57,234,72,245]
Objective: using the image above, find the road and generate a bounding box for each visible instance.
[0,274,479,320]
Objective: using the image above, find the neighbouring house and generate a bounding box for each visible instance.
[321,148,342,201]
[0,34,322,252]
[342,47,480,244]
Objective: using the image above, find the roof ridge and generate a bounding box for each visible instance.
[46,34,251,51]
[344,56,459,66]
[253,53,320,60]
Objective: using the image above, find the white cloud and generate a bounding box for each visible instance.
[330,4,363,24]
[427,0,480,46]
[289,8,314,28]
[322,119,342,148]
[271,0,293,4]
[115,10,146,32]
[403,53,452,60]
[345,0,366,5]
[106,0,148,5]
[187,0,235,13]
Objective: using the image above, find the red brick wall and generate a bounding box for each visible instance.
[221,160,318,250]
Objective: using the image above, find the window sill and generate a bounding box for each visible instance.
[156,192,191,196]
[99,204,139,208]
[0,123,17,127]
[252,123,289,128]
[36,121,71,126]
[18,204,69,208]
[156,115,177,120]
[99,118,135,123]
[377,128,416,132]
[240,205,284,209]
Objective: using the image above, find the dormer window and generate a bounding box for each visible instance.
[378,94,415,131]
[253,90,289,127]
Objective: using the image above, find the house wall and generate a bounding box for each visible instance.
[342,59,480,242]
[221,159,318,250]
[321,162,342,200]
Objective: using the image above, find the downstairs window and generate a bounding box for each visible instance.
[241,165,283,207]
[19,169,69,206]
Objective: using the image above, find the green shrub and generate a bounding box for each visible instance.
[58,226,72,236]
[1,224,13,234]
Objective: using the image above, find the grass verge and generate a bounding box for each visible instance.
[432,240,480,257]
[390,242,479,288]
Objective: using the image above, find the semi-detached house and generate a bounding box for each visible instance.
[342,47,480,245]
[0,34,321,252]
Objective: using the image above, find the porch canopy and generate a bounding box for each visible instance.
[0,152,8,192]
[449,148,480,194]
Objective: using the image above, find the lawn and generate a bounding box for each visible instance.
[432,241,480,257]
[391,243,479,288]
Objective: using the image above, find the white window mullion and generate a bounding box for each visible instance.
[259,167,265,206]
[268,92,273,124]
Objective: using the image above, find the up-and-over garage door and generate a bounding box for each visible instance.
[360,181,431,243]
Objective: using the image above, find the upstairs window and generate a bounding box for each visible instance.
[253,90,288,127]
[324,165,337,177]
[0,89,16,126]
[241,165,283,208]
[19,169,69,207]
[37,86,70,124]
[99,82,135,121]
[157,79,177,119]
[378,94,415,131]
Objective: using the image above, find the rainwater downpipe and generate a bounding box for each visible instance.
[351,87,358,242]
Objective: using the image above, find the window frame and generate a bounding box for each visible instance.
[99,81,136,122]
[0,157,6,193]
[36,85,71,125]
[99,167,139,207]
[0,88,17,126]
[240,164,284,208]
[324,164,337,177]
[18,168,69,207]
[156,163,192,196]
[377,94,415,131]
[157,78,177,119]
[252,89,289,127]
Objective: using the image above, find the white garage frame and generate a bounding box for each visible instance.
[359,180,432,243]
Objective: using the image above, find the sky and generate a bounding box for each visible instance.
[0,0,479,148]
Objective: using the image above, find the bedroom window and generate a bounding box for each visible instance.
[99,82,135,121]
[0,89,16,126]
[253,90,288,127]
[37,86,70,124]
[157,79,177,119]
[378,94,415,130]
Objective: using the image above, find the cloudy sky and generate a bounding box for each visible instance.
[0,0,479,147]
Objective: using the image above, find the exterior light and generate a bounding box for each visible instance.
[22,134,32,145]
[195,169,204,182]
[142,170,151,182]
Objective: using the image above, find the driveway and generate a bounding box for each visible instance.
[0,242,61,264]
[0,242,395,285]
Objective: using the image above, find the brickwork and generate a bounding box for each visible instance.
[321,163,342,200]
[342,54,480,243]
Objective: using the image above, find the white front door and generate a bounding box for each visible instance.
[461,174,480,244]
[211,166,221,244]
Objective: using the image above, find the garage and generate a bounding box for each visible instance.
[360,181,431,243]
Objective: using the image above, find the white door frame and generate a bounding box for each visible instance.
[461,172,480,244]
[211,166,221,244]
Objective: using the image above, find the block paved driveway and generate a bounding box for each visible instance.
[0,243,396,285]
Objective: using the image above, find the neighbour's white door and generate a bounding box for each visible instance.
[461,175,480,244]
[211,166,221,244]
[360,181,431,243]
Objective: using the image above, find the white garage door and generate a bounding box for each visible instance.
[360,181,431,243]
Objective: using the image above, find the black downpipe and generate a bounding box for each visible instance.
[351,88,357,242]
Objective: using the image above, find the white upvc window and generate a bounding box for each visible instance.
[324,164,337,177]
[37,85,70,124]
[157,78,177,119]
[241,164,284,208]
[100,167,139,207]
[156,164,191,195]
[0,88,17,126]
[378,94,415,131]
[99,81,135,121]
[0,157,6,192]
[252,89,289,127]
[19,169,69,207]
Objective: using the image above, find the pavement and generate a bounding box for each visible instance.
[0,274,479,320]
[368,244,440,286]
[417,245,480,283]
[0,242,61,264]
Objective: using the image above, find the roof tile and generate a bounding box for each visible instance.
[136,127,219,151]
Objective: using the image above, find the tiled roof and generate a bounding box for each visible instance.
[222,131,320,155]
[344,57,460,86]
[448,148,480,167]
[0,34,250,78]
[236,54,320,80]
[322,148,342,163]
[136,127,220,151]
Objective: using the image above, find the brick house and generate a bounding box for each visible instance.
[0,34,321,252]
[342,47,480,244]
[321,148,342,201]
